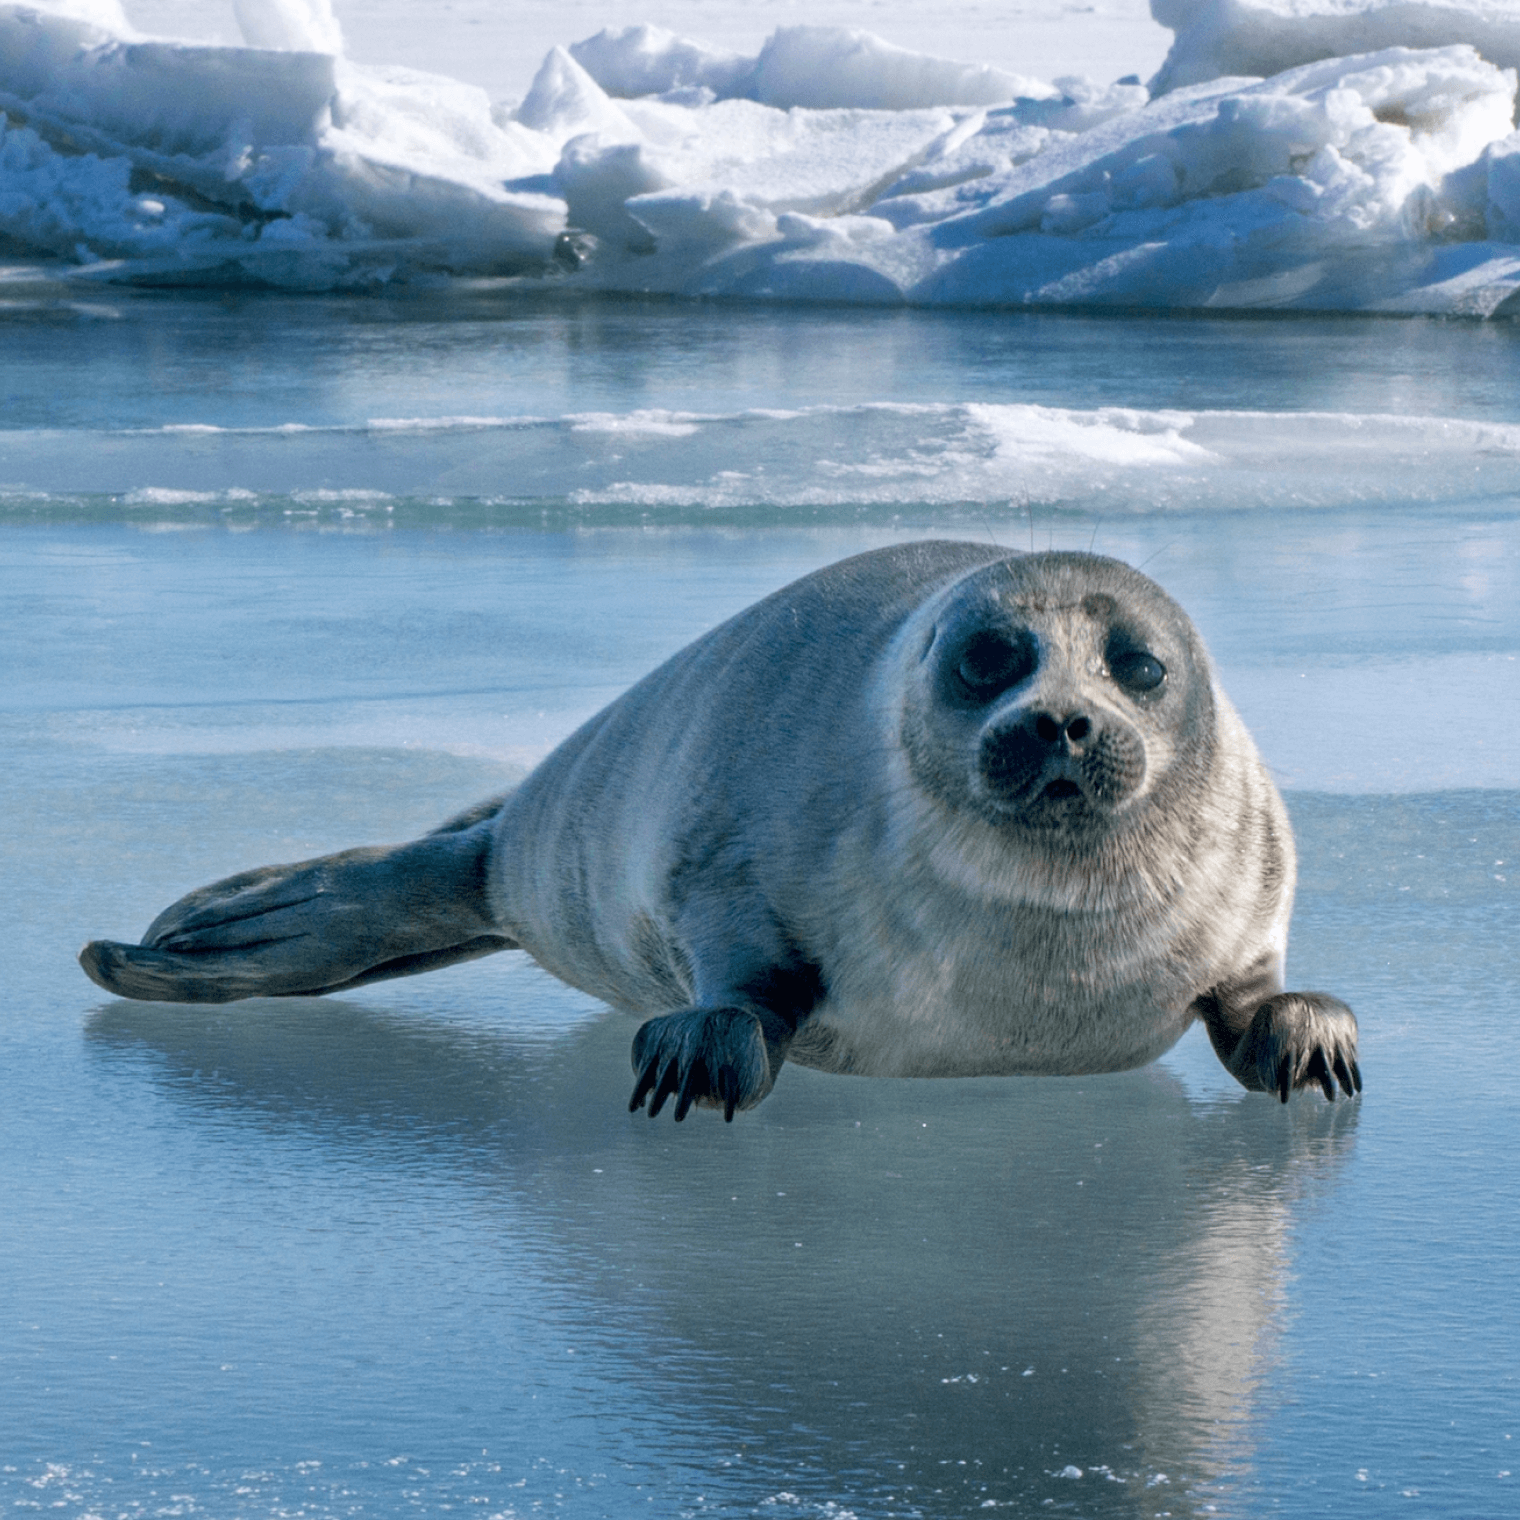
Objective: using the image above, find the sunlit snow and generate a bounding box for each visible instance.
[2,0,1519,309]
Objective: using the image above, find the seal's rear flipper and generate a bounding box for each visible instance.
[79,823,515,1004]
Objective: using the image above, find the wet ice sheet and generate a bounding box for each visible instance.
[2,517,1517,1518]
[5,517,1518,794]
[14,395,1520,518]
[7,287,1520,521]
[8,283,1520,431]
[2,295,1519,805]
[2,271,1518,1517]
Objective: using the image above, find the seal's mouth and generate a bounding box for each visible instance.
[977,712,1147,822]
[1022,771,1103,821]
[980,763,1106,819]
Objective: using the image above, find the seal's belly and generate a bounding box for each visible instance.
[788,978,1198,1079]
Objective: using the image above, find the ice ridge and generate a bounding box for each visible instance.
[8,403,1520,516]
[1,0,1519,312]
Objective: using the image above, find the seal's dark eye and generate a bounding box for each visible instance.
[956,630,1036,700]
[1109,648,1166,693]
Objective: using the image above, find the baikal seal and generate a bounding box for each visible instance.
[81,542,1361,1120]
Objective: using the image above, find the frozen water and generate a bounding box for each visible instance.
[11,397,1520,521]
[6,518,1518,1513]
[2,281,1518,1516]
[2,1,1518,1515]
[3,0,1520,308]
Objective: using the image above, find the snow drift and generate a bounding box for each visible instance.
[1,0,1519,312]
[567,23,1054,111]
[1150,0,1520,95]
[0,0,565,285]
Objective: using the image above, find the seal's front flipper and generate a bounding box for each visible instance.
[1199,988,1361,1103]
[1229,993,1361,1103]
[628,1006,794,1122]
[79,824,514,1004]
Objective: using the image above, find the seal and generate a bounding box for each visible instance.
[80,542,1361,1119]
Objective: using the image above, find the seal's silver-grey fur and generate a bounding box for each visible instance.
[80,542,1360,1118]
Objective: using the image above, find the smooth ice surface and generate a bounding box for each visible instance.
[2,279,1519,1516]
[5,0,1520,309]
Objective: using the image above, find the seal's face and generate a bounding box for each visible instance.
[898,552,1215,842]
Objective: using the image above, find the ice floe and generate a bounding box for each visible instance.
[0,0,1518,310]
[569,22,1054,111]
[0,0,563,284]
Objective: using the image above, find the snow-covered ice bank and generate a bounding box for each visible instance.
[562,23,1055,110]
[0,0,567,284]
[3,0,1520,310]
[1150,0,1520,95]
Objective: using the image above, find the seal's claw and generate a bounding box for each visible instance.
[1234,992,1361,1104]
[1311,1050,1336,1102]
[628,1006,791,1121]
[1332,1051,1356,1098]
[673,1059,708,1122]
[717,1065,739,1123]
[646,1058,681,1119]
[628,1060,656,1114]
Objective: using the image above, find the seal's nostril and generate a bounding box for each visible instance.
[1066,716,1090,742]
[1034,714,1060,744]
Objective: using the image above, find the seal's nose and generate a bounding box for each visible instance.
[981,710,1091,802]
[1032,712,1092,749]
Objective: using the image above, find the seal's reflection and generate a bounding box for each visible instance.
[87,995,1357,1518]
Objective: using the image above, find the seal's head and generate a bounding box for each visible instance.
[897,552,1217,844]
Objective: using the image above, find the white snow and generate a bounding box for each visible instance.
[748,25,1052,111]
[1,0,1519,309]
[125,0,1175,101]
[1151,0,1520,95]
[566,24,756,102]
[232,0,340,55]
[0,0,564,283]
